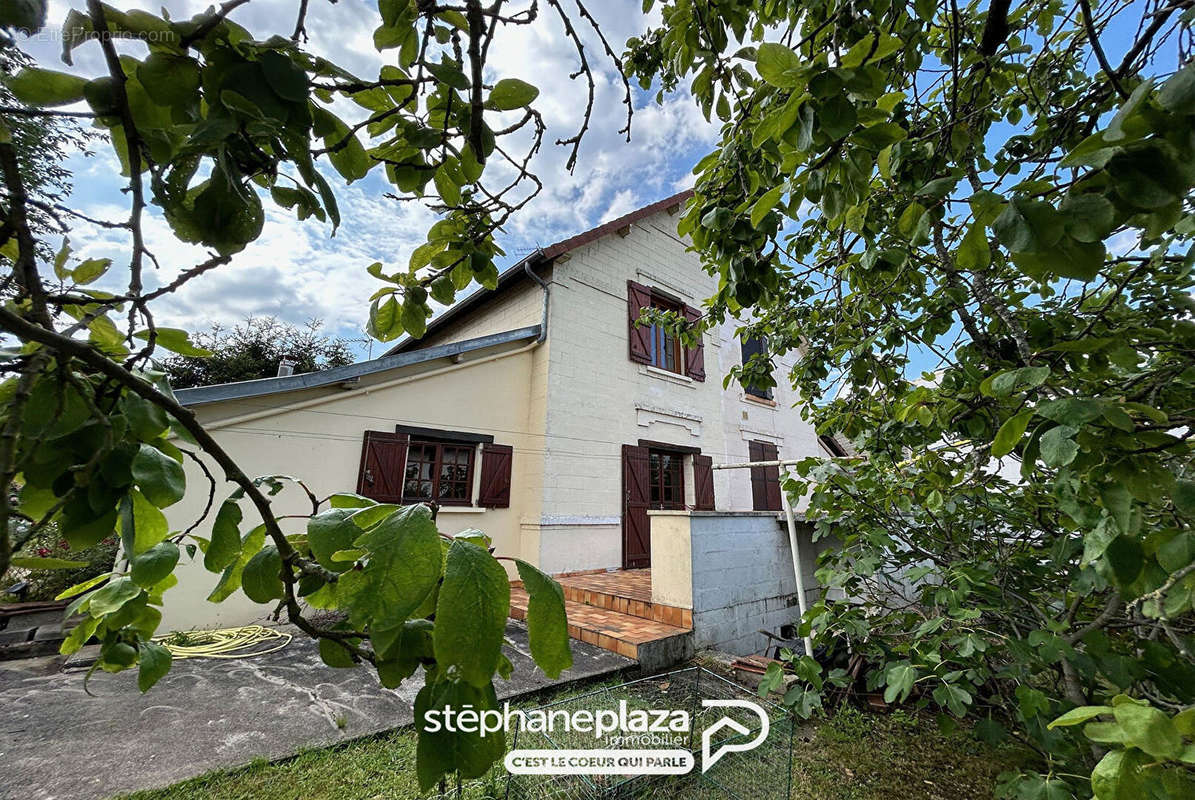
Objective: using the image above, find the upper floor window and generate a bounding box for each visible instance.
[648,295,684,374]
[404,440,475,505]
[740,334,773,400]
[627,280,706,381]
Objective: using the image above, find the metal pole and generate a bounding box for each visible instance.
[781,489,814,658]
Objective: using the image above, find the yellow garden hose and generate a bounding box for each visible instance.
[155,625,293,660]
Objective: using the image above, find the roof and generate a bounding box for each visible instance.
[175,325,542,406]
[385,190,694,355]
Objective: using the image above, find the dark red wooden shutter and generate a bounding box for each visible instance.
[357,431,409,503]
[622,444,652,568]
[478,444,513,508]
[749,440,782,511]
[693,454,715,510]
[627,280,653,364]
[683,304,705,381]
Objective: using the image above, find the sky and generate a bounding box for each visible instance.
[17,0,718,358]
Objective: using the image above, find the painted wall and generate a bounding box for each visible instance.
[158,342,548,632]
[534,208,828,572]
[648,510,830,656]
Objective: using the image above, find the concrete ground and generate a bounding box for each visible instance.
[0,621,632,800]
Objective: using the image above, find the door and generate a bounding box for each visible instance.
[622,444,651,569]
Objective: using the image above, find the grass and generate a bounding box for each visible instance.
[118,699,1028,800]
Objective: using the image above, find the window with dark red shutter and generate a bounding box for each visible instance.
[749,440,782,511]
[357,431,409,503]
[693,454,715,510]
[478,444,513,508]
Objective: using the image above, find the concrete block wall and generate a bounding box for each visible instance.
[650,511,826,656]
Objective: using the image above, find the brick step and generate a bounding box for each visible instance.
[509,586,692,672]
[554,570,692,629]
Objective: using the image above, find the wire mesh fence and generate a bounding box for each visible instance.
[503,667,794,800]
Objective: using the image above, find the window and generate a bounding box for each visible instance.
[648,295,684,374]
[403,440,475,505]
[740,335,773,400]
[627,281,705,380]
[648,449,685,509]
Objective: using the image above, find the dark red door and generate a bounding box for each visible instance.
[622,444,651,568]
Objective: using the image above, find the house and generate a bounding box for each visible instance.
[160,191,837,661]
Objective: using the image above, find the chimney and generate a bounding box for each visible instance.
[277,358,296,377]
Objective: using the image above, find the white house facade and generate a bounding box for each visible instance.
[159,191,837,652]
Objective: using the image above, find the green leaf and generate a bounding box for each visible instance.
[137,641,172,692]
[514,560,573,678]
[88,577,142,617]
[750,185,784,227]
[992,197,1063,253]
[72,257,110,285]
[1159,62,1195,113]
[434,539,511,688]
[132,328,212,357]
[131,443,186,508]
[1040,425,1079,467]
[755,43,803,88]
[897,202,926,240]
[121,489,170,555]
[840,33,903,68]
[137,53,200,107]
[1048,705,1112,728]
[992,411,1034,457]
[241,545,284,604]
[337,505,442,630]
[1172,481,1195,516]
[207,524,266,603]
[486,78,539,110]
[204,499,243,573]
[54,572,113,601]
[1113,701,1184,760]
[5,67,87,106]
[130,541,179,588]
[883,663,916,703]
[1037,397,1105,425]
[10,556,89,569]
[818,93,857,140]
[319,636,357,668]
[307,509,359,572]
[956,224,990,270]
[1106,535,1145,585]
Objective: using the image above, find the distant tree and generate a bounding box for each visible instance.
[160,317,357,389]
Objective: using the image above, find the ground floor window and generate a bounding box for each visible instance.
[403,440,475,505]
[648,449,685,509]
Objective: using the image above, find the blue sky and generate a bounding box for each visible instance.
[20,0,717,358]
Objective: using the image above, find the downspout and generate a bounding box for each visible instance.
[524,255,549,343]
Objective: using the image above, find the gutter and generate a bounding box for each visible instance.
[524,254,549,344]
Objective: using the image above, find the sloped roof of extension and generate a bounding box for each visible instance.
[384,189,694,355]
[175,325,542,406]
[174,191,692,407]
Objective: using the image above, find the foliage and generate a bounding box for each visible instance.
[1,519,118,602]
[0,0,627,787]
[158,317,356,389]
[629,0,1195,797]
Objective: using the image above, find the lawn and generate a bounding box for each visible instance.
[119,695,1028,800]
